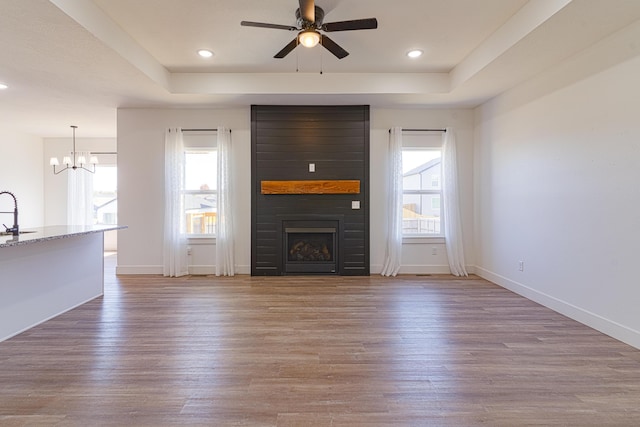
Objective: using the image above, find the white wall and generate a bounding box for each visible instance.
[370,109,475,274]
[116,108,251,274]
[474,28,640,348]
[0,129,43,228]
[116,107,474,276]
[44,136,117,250]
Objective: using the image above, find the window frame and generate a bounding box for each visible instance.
[182,132,217,239]
[401,132,444,240]
[92,163,118,226]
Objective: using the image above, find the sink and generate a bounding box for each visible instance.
[0,230,37,236]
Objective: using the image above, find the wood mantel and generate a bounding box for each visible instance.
[261,180,360,195]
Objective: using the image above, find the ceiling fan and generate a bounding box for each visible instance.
[240,0,378,59]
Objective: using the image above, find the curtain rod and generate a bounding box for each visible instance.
[182,128,232,133]
[389,128,446,133]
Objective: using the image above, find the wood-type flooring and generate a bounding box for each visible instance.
[1,254,639,426]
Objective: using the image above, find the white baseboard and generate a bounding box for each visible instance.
[116,264,251,275]
[235,265,250,275]
[188,265,215,275]
[115,265,163,275]
[188,265,251,275]
[370,264,475,275]
[117,264,487,278]
[117,263,481,278]
[475,266,640,350]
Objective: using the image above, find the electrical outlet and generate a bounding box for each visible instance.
[351,200,360,209]
[309,163,315,172]
[432,247,437,255]
[518,260,524,271]
[187,246,192,256]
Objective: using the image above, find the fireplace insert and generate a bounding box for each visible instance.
[284,226,337,274]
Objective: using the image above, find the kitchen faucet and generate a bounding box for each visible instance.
[0,191,19,236]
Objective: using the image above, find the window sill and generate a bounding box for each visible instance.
[402,236,445,244]
[185,235,216,242]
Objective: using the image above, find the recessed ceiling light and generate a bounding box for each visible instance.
[0,83,8,90]
[407,49,423,58]
[197,49,214,58]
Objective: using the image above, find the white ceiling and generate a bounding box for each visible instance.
[1,0,640,137]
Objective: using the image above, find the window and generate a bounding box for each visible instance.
[93,165,117,225]
[183,133,217,236]
[431,197,441,210]
[402,133,443,236]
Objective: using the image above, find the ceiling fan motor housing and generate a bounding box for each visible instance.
[296,6,325,28]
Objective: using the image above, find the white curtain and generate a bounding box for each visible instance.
[163,128,189,277]
[442,128,468,276]
[381,126,403,277]
[67,152,94,226]
[215,126,235,276]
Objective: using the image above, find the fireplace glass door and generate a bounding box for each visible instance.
[284,227,337,274]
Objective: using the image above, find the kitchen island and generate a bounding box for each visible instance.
[0,225,125,342]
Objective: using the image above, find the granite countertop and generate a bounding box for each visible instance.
[0,225,126,248]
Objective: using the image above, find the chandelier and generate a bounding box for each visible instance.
[49,125,98,174]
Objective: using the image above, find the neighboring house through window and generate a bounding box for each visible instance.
[401,132,443,236]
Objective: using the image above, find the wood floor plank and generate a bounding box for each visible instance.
[1,256,639,425]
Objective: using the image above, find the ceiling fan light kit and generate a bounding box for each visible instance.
[299,30,320,48]
[240,0,377,59]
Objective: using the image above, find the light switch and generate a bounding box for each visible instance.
[309,163,315,172]
[351,200,360,209]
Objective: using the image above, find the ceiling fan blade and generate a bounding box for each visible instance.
[274,38,299,58]
[320,34,348,59]
[299,0,315,23]
[322,18,378,32]
[241,21,297,31]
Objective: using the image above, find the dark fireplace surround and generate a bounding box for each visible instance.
[251,105,370,276]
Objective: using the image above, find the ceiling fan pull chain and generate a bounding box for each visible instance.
[320,49,323,75]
